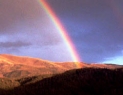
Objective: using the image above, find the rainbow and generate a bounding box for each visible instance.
[38,0,81,67]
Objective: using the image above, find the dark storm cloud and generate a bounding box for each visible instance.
[0,0,62,46]
[0,0,44,34]
[1,0,123,63]
[0,41,31,48]
[47,0,123,63]
[69,21,123,62]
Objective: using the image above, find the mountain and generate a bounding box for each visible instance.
[0,54,83,79]
[0,54,123,95]
[0,54,122,79]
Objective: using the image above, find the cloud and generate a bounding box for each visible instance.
[49,0,123,63]
[0,41,32,54]
[1,0,123,63]
[36,0,123,63]
[0,0,45,34]
[103,55,123,65]
[0,41,31,48]
[62,18,123,63]
[0,0,63,46]
[2,31,62,46]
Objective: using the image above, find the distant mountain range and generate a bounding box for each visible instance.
[0,54,123,95]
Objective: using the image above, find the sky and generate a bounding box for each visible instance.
[0,0,123,64]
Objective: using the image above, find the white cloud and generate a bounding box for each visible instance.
[103,56,123,65]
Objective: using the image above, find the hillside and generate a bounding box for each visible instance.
[0,54,82,79]
[0,68,123,95]
[0,54,121,79]
[0,54,123,95]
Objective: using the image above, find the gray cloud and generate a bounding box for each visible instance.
[0,0,45,34]
[1,0,123,63]
[47,0,123,63]
[0,41,31,48]
[0,41,32,55]
[0,0,63,46]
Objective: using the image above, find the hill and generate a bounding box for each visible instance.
[0,54,123,95]
[0,54,121,79]
[0,68,123,95]
[0,54,82,79]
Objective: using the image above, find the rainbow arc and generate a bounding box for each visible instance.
[38,0,81,67]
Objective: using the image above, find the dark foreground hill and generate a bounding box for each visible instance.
[1,68,123,95]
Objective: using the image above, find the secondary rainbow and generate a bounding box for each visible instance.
[38,0,81,66]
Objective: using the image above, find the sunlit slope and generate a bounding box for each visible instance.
[0,54,122,79]
[0,54,72,78]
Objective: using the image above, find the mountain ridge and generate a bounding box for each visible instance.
[0,54,82,79]
[0,54,122,79]
[0,54,123,95]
